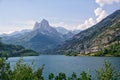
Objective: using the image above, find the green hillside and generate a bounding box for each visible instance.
[0,39,38,57]
[91,42,120,57]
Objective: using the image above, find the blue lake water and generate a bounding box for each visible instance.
[8,55,120,80]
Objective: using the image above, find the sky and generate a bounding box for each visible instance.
[0,0,120,34]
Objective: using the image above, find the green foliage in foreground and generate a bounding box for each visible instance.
[0,58,44,80]
[93,42,120,57]
[96,61,120,80]
[0,57,120,80]
[48,61,120,80]
[49,71,91,80]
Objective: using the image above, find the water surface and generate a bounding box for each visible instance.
[8,55,120,79]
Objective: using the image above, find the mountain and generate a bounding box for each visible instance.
[55,26,81,35]
[2,19,64,53]
[9,29,31,36]
[63,31,75,40]
[72,29,81,34]
[55,27,81,40]
[33,19,62,37]
[53,9,120,54]
[55,27,69,34]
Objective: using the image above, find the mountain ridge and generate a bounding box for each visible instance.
[53,9,120,54]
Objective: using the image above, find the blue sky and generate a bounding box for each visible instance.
[0,0,120,34]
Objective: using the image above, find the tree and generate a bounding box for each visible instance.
[0,57,44,80]
[49,73,54,80]
[96,61,119,80]
[0,58,11,80]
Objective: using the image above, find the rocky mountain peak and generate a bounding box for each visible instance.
[32,19,63,38]
[33,19,50,31]
[41,19,49,26]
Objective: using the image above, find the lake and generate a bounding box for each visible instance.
[8,55,120,80]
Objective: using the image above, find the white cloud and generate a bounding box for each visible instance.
[51,18,97,31]
[94,7,108,22]
[77,18,96,30]
[76,0,119,30]
[76,7,108,30]
[47,17,95,31]
[96,0,120,7]
[76,7,108,31]
[50,22,77,30]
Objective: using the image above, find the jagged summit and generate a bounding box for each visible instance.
[41,19,49,25]
[33,19,50,30]
[32,19,63,39]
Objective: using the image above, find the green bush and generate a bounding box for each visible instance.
[96,61,116,80]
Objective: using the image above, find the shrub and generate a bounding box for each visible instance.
[96,61,120,80]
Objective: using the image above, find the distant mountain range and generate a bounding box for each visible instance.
[53,9,120,54]
[55,27,69,34]
[55,27,80,35]
[0,29,31,38]
[1,10,119,55]
[1,19,80,53]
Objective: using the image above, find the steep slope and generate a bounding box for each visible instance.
[54,10,120,54]
[2,19,64,53]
